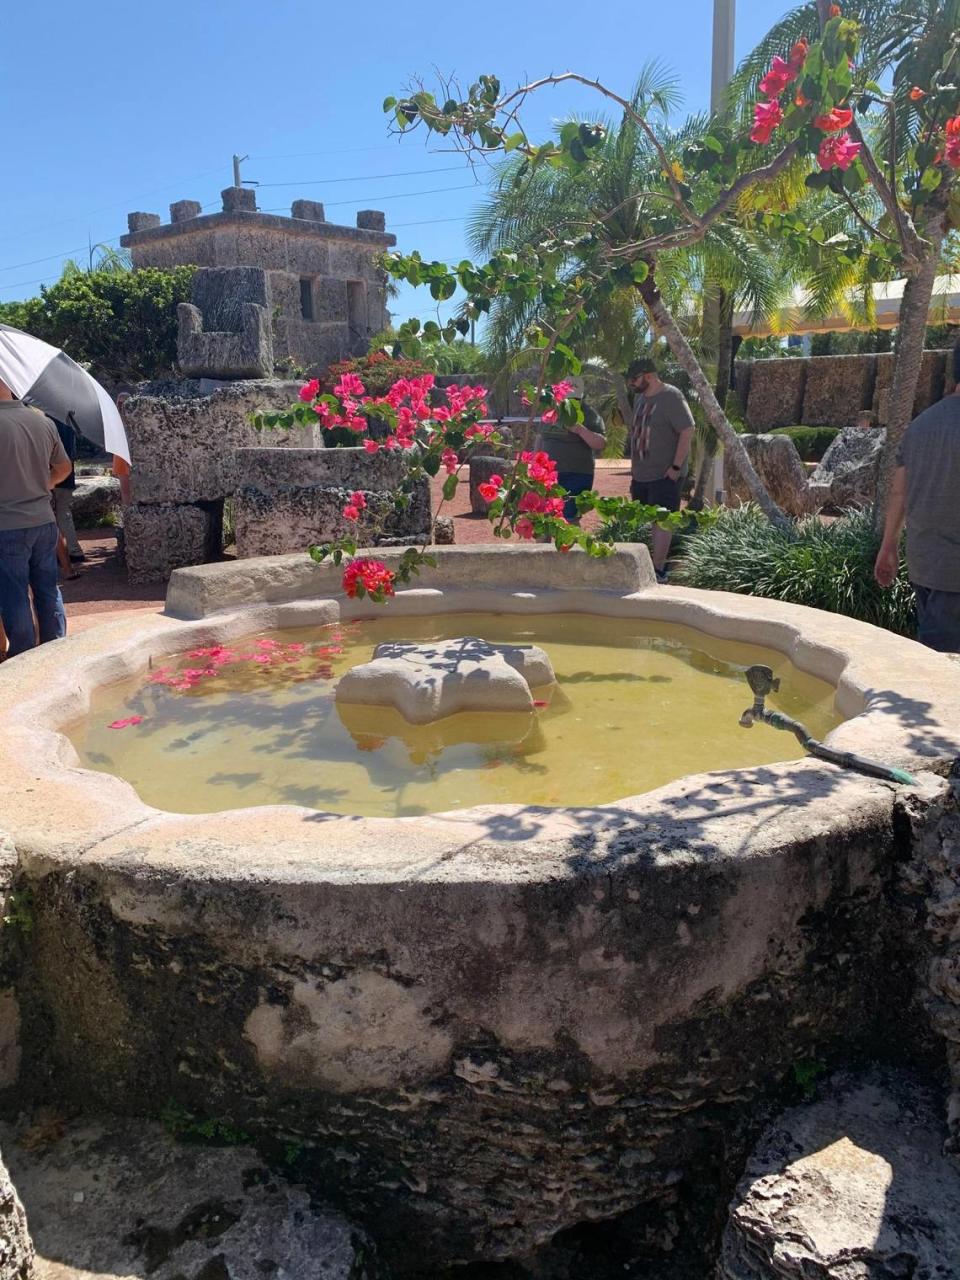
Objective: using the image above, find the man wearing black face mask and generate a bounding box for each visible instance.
[624,357,695,582]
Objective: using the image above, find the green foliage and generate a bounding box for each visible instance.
[792,1057,826,1100]
[675,505,917,634]
[2,889,34,936]
[160,1101,251,1146]
[368,327,492,375]
[326,351,435,396]
[769,425,841,460]
[0,265,197,385]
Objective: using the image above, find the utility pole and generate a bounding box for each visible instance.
[232,154,248,188]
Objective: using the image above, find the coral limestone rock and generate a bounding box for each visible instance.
[335,636,555,722]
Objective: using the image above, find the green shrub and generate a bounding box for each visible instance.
[769,425,841,462]
[674,505,917,636]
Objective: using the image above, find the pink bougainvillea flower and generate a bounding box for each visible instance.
[551,380,575,400]
[108,715,144,729]
[817,132,862,170]
[814,106,853,132]
[541,409,559,425]
[515,516,535,540]
[750,98,784,145]
[441,448,459,475]
[363,438,380,453]
[342,504,360,521]
[342,558,396,600]
[298,378,321,402]
[333,373,366,399]
[533,699,548,708]
[286,642,306,652]
[759,56,796,100]
[477,482,500,503]
[910,86,927,102]
[349,491,367,509]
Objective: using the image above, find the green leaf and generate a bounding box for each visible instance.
[920,166,943,193]
[442,474,459,501]
[503,132,524,152]
[382,96,397,112]
[631,260,650,284]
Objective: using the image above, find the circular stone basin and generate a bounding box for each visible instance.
[65,613,842,818]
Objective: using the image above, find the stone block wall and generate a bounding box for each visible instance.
[745,359,807,429]
[234,447,431,559]
[873,349,947,423]
[121,380,319,583]
[743,350,954,431]
[802,354,876,427]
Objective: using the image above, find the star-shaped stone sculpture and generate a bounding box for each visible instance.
[334,637,555,724]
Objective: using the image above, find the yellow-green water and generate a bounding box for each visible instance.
[67,613,843,818]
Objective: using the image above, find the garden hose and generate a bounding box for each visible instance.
[738,665,916,786]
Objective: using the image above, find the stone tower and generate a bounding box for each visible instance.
[121,188,396,377]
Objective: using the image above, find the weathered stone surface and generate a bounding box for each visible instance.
[291,199,326,222]
[0,1148,32,1280]
[70,476,121,529]
[357,210,386,232]
[874,349,947,423]
[898,763,960,1158]
[807,425,885,512]
[124,380,314,506]
[0,835,21,1095]
[470,455,514,515]
[433,514,455,544]
[724,434,812,516]
[177,301,274,381]
[233,447,431,558]
[718,1067,960,1279]
[221,185,257,214]
[126,212,159,232]
[336,637,555,721]
[745,359,806,430]
[802,354,876,427]
[169,199,201,224]
[0,1116,372,1280]
[123,502,223,584]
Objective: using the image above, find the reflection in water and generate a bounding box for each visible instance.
[67,613,844,818]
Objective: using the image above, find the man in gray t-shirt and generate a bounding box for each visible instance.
[0,379,72,658]
[625,357,695,582]
[875,343,960,652]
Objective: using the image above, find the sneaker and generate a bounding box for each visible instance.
[69,552,87,563]
[655,568,669,585]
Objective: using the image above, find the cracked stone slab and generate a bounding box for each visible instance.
[718,1066,960,1279]
[334,636,555,723]
[0,1116,374,1280]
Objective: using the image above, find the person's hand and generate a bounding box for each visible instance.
[666,464,681,480]
[874,543,898,588]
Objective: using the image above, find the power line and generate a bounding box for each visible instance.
[255,165,472,189]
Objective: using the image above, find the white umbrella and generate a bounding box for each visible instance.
[0,324,130,462]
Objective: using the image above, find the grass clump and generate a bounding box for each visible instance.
[674,505,917,636]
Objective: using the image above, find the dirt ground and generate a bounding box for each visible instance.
[60,460,635,623]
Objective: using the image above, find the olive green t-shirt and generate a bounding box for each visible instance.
[536,401,606,475]
[630,384,695,482]
[0,401,69,530]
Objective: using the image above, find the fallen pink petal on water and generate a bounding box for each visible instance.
[533,700,548,708]
[108,715,144,730]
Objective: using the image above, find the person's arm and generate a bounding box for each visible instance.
[665,395,695,480]
[874,465,907,588]
[48,434,72,488]
[571,420,606,452]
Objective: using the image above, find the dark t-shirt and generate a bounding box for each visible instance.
[0,401,70,530]
[896,394,960,592]
[536,401,606,476]
[54,419,77,491]
[630,384,695,482]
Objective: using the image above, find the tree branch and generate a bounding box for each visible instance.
[847,122,924,263]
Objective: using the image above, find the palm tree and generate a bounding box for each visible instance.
[467,66,783,486]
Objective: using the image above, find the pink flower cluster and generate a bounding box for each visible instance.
[477,473,504,504]
[944,117,960,169]
[817,133,862,171]
[750,39,808,145]
[342,558,396,600]
[518,450,560,487]
[510,451,565,540]
[342,490,367,522]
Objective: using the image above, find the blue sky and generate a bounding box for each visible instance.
[3,0,785,325]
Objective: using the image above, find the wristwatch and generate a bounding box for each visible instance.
[666,464,680,477]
